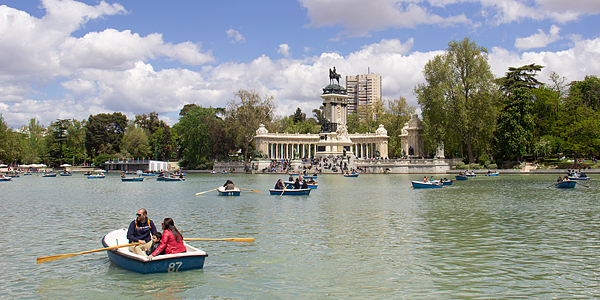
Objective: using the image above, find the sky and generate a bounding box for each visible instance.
[1,0,599,128]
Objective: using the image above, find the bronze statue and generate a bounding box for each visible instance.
[329,67,341,85]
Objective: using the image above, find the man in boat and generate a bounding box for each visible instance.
[224,179,235,190]
[293,178,301,189]
[127,209,158,256]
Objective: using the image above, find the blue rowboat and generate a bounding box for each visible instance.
[301,175,317,180]
[217,187,241,196]
[411,181,443,188]
[555,180,577,188]
[87,174,105,179]
[269,188,311,196]
[485,172,499,177]
[0,177,12,181]
[568,176,590,181]
[102,229,207,274]
[59,173,72,176]
[23,173,32,175]
[210,170,217,175]
[284,181,318,189]
[142,173,155,176]
[465,172,476,177]
[121,177,144,182]
[344,173,359,177]
[42,173,56,177]
[163,177,184,181]
[455,175,468,180]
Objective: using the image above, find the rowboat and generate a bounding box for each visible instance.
[485,171,499,177]
[344,172,359,177]
[221,170,228,174]
[411,181,443,188]
[210,170,217,175]
[455,175,468,180]
[121,177,144,182]
[465,171,476,177]
[555,180,577,188]
[59,172,72,176]
[440,179,453,185]
[269,188,311,195]
[101,229,207,274]
[0,177,12,181]
[162,177,184,181]
[87,173,105,179]
[301,175,317,180]
[141,173,155,176]
[217,186,241,196]
[42,173,56,177]
[284,181,318,189]
[568,175,590,181]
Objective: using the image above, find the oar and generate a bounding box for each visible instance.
[196,188,218,195]
[280,184,287,196]
[184,238,255,243]
[238,187,259,193]
[579,183,590,188]
[547,182,558,188]
[37,242,140,264]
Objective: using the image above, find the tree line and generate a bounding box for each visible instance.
[415,37,600,167]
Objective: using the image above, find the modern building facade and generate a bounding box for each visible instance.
[345,73,382,114]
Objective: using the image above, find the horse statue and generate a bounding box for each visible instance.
[329,67,341,85]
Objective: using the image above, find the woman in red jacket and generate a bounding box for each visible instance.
[148,217,186,259]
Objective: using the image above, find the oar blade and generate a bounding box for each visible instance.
[184,237,255,243]
[37,253,76,264]
[196,188,218,195]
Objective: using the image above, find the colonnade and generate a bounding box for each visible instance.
[353,143,378,159]
[268,142,318,159]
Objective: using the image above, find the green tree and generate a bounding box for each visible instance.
[122,124,150,158]
[312,106,325,125]
[292,107,306,124]
[495,88,535,161]
[378,97,415,157]
[20,118,47,165]
[226,90,275,160]
[175,106,221,169]
[65,119,88,165]
[415,38,499,163]
[85,112,127,157]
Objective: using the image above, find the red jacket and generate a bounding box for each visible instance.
[151,229,186,256]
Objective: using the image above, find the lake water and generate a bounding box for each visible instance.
[2,173,600,299]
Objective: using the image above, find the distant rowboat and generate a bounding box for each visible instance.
[269,188,311,196]
[121,177,144,182]
[411,181,443,189]
[217,186,241,196]
[555,180,577,188]
[455,175,468,180]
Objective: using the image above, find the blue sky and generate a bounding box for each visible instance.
[1,0,599,128]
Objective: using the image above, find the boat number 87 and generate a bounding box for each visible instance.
[168,262,183,272]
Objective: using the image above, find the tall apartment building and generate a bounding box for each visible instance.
[345,73,382,114]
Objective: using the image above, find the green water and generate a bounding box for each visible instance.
[2,173,600,299]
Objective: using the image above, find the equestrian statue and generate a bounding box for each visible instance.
[329,67,341,85]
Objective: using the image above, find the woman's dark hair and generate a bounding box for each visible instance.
[153,232,162,240]
[162,217,182,242]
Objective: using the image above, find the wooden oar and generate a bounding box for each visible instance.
[37,242,140,264]
[579,183,590,188]
[184,238,255,243]
[196,188,218,195]
[238,187,259,193]
[280,184,287,196]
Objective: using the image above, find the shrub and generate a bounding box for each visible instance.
[488,163,497,169]
[469,164,481,170]
[455,162,466,169]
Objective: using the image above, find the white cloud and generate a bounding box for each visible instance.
[226,29,245,43]
[515,25,562,50]
[299,0,469,38]
[278,44,292,57]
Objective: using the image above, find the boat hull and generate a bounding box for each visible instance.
[441,180,453,185]
[455,175,468,180]
[42,174,56,177]
[102,229,207,274]
[163,177,184,181]
[217,187,241,196]
[121,177,144,182]
[344,173,359,177]
[411,181,443,188]
[269,188,311,195]
[0,178,11,181]
[568,176,590,181]
[87,175,105,179]
[555,181,577,188]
